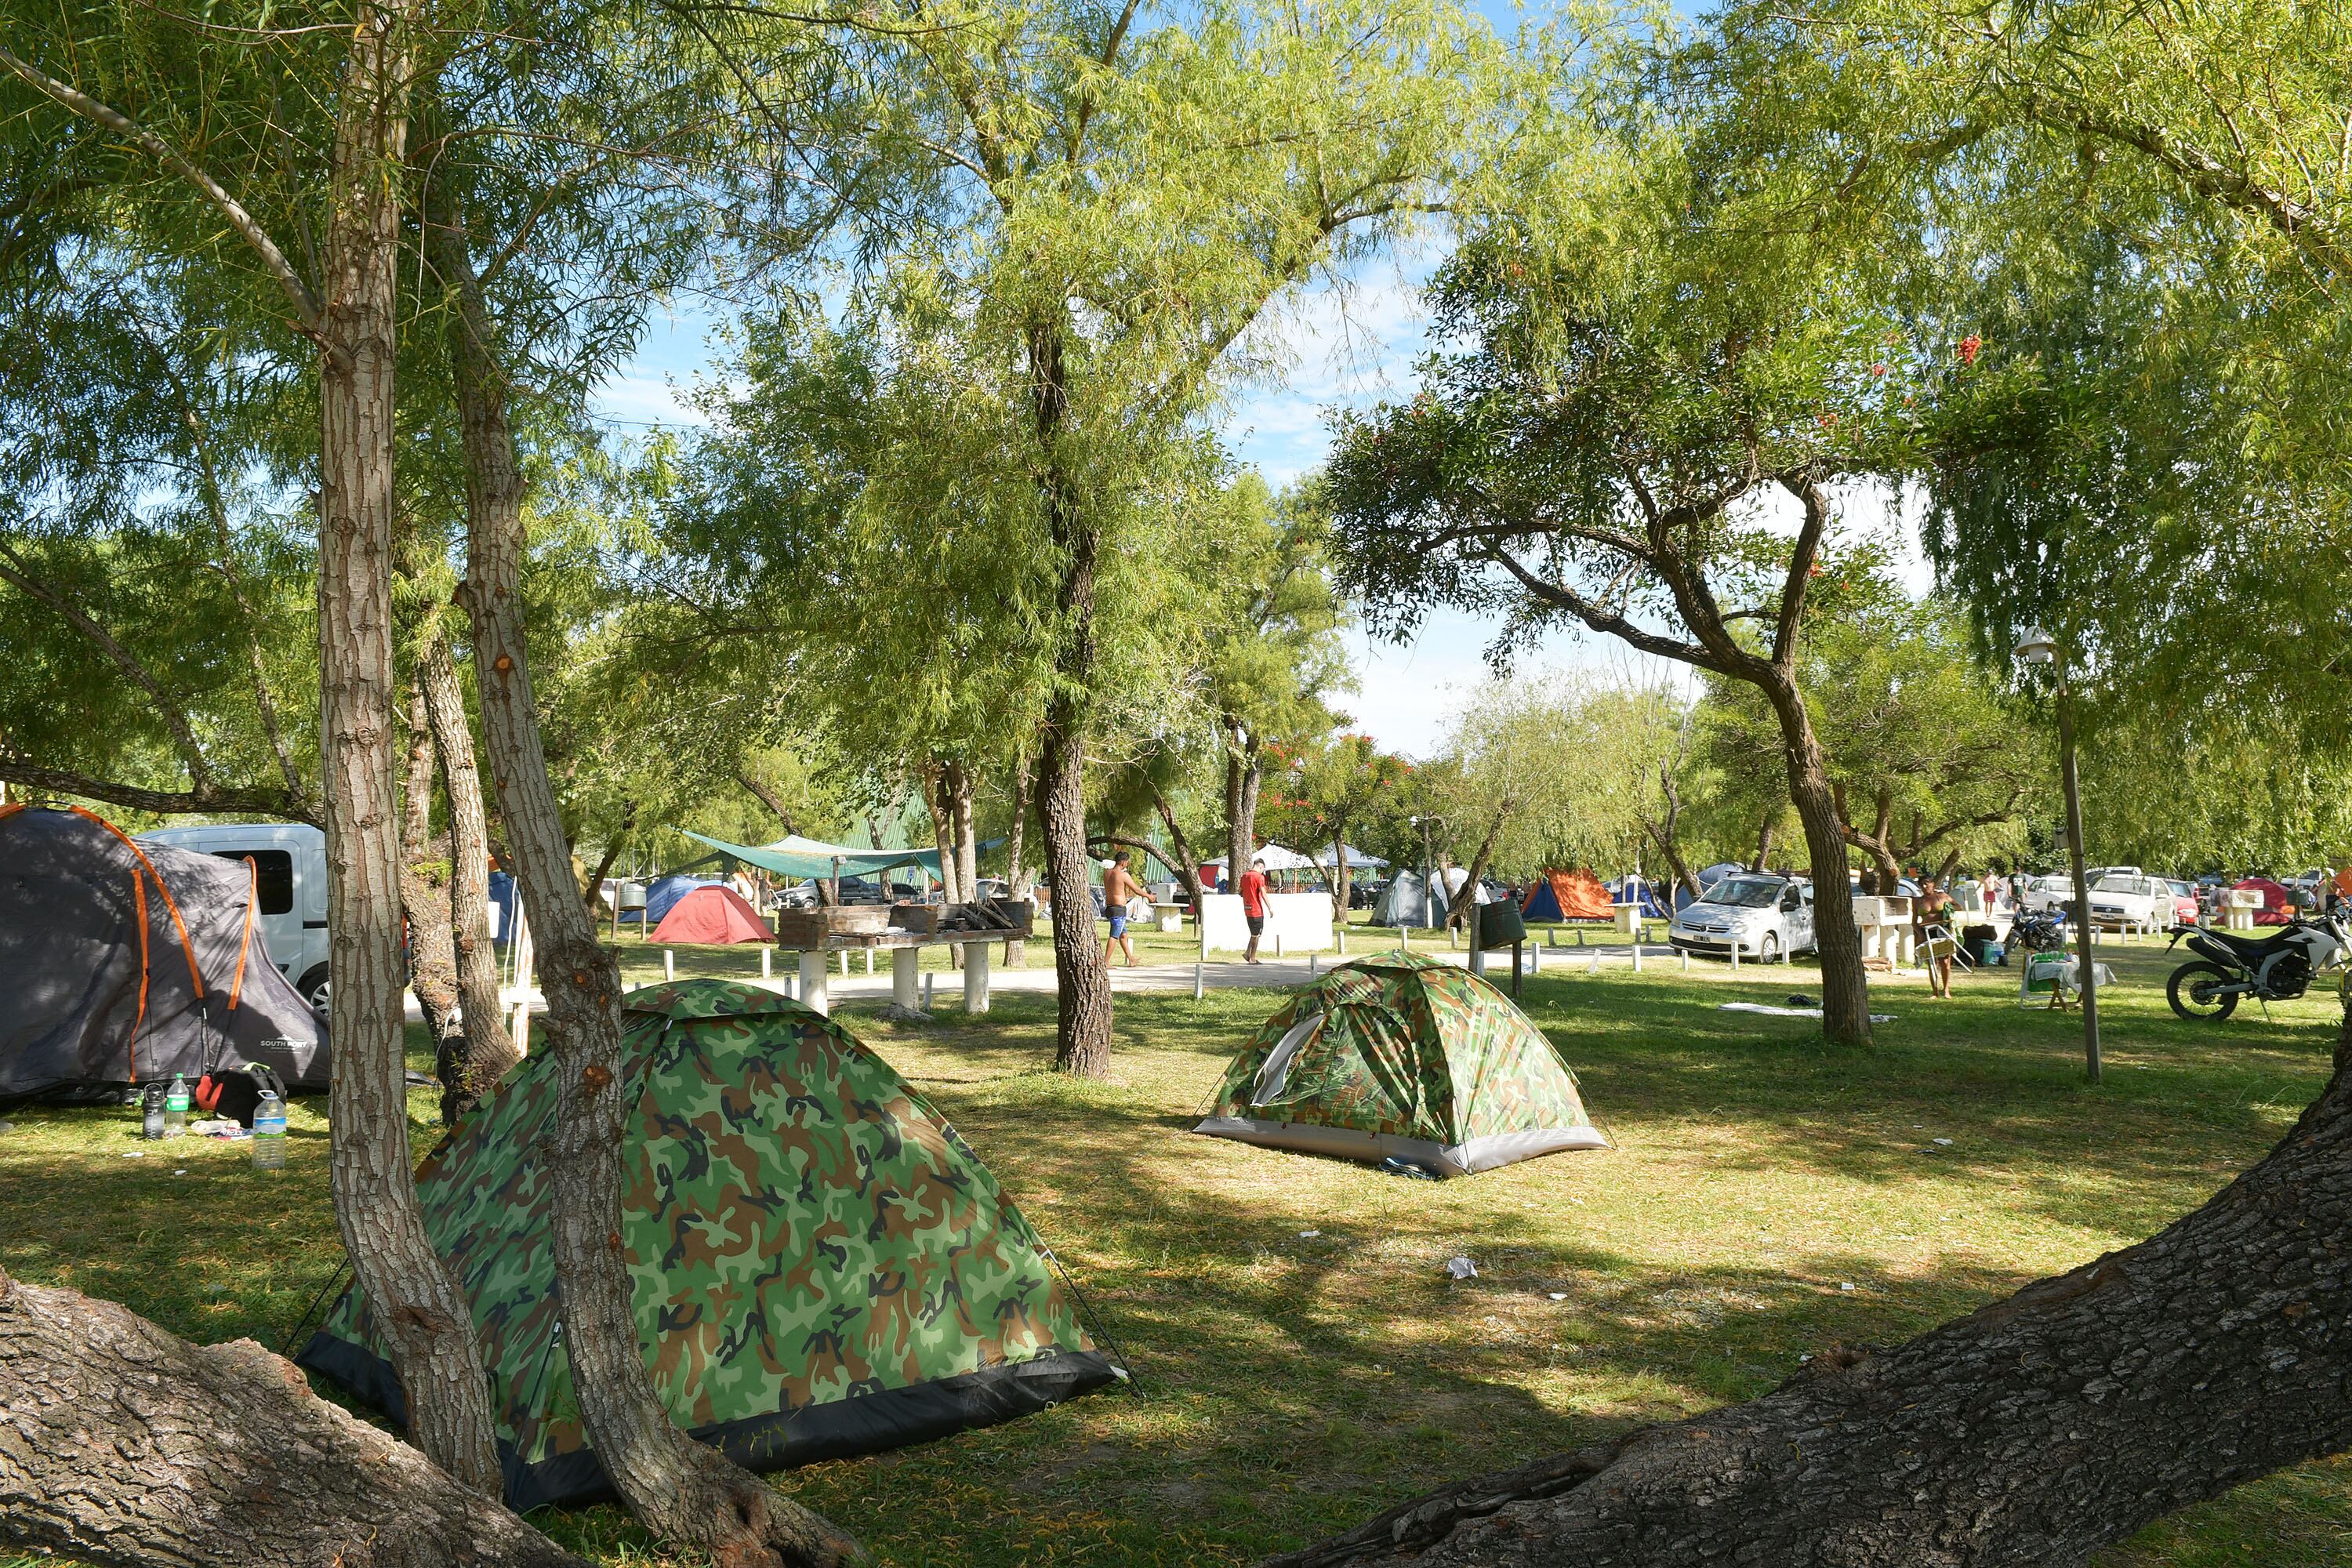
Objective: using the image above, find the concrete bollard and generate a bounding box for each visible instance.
[924,972,935,1010]
[1194,960,1205,1000]
[1730,942,1740,973]
[760,946,771,980]
[663,949,674,981]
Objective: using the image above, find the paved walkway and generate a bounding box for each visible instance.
[403,938,1759,1022]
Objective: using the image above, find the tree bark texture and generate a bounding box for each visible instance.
[1147,779,1205,903]
[1752,808,1777,873]
[430,200,855,1567]
[1039,713,1113,1076]
[1004,751,1032,965]
[1447,811,1508,933]
[0,1269,585,1568]
[1026,317,1114,1077]
[1764,673,1871,1044]
[419,623,516,1107]
[316,8,501,1494]
[398,681,469,1121]
[1269,1005,2352,1568]
[1224,726,1262,894]
[736,768,798,833]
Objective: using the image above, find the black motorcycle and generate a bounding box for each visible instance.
[2165,914,2350,1021]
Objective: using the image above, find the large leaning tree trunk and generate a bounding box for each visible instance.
[397,679,470,1120]
[313,2,504,1492]
[0,1268,584,1568]
[1027,319,1116,1077]
[1270,1004,2352,1568]
[427,193,855,1567]
[419,619,517,1110]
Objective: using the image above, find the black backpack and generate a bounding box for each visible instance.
[194,1065,288,1128]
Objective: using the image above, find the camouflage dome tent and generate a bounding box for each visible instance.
[299,979,1116,1510]
[1195,953,1607,1177]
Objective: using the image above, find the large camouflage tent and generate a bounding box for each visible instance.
[299,979,1114,1510]
[1194,953,1607,1177]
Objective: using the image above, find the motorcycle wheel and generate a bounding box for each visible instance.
[2167,961,2240,1022]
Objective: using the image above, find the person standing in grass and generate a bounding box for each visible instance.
[1102,851,1145,968]
[1240,855,1271,964]
[1915,877,1958,999]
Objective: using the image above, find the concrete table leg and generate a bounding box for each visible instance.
[799,951,830,1016]
[892,947,920,1015]
[964,941,992,1014]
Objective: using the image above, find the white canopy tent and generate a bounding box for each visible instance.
[1312,844,1388,869]
[1204,842,1319,873]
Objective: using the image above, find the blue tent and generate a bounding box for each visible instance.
[642,875,718,924]
[488,870,517,941]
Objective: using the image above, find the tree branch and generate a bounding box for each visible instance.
[0,46,321,329]
[0,759,317,823]
[0,543,216,792]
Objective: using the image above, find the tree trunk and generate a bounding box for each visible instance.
[1004,751,1032,966]
[1146,779,1205,903]
[398,681,469,1123]
[1027,315,1113,1076]
[1447,811,1506,933]
[580,802,637,911]
[1751,805,1776,872]
[317,9,500,1494]
[951,762,977,906]
[430,197,855,1567]
[0,1269,585,1568]
[1224,726,1261,889]
[1268,1006,2352,1568]
[1761,677,1871,1047]
[735,769,797,833]
[419,624,516,1109]
[1835,781,1905,898]
[1040,710,1113,1076]
[921,761,956,902]
[1331,834,1352,913]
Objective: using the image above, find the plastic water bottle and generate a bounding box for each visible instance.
[163,1074,189,1138]
[250,1091,287,1171]
[141,1082,167,1140]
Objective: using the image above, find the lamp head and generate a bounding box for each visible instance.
[2014,626,2059,666]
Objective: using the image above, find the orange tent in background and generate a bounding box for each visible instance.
[649,885,776,945]
[1522,868,1614,923]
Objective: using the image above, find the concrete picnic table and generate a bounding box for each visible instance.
[774,927,1010,1016]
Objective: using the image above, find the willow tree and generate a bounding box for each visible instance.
[1319,165,1922,1042]
[754,0,1513,1075]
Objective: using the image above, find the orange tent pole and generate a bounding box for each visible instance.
[227,855,259,1011]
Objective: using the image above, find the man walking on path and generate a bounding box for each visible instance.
[1239,855,1271,964]
[1102,851,1145,967]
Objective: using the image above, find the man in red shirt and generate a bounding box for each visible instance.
[1238,855,1271,964]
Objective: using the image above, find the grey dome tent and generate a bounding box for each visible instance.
[1373,868,1449,927]
[0,804,328,1105]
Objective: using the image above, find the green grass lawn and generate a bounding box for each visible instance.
[5,934,2348,1566]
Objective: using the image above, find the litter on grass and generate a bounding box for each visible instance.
[1298,1230,1320,1240]
[1719,1002,1897,1022]
[1445,1257,1479,1280]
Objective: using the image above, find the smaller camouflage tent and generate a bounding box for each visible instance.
[1195,953,1606,1177]
[300,979,1112,1510]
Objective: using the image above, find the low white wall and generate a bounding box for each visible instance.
[1198,891,1336,956]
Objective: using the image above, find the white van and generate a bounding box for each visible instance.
[136,821,330,1011]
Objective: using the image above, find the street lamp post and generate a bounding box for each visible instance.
[2016,626,2100,1083]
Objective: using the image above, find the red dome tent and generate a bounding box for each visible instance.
[0,805,328,1105]
[648,884,776,946]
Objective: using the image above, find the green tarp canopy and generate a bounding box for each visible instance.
[676,829,943,880]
